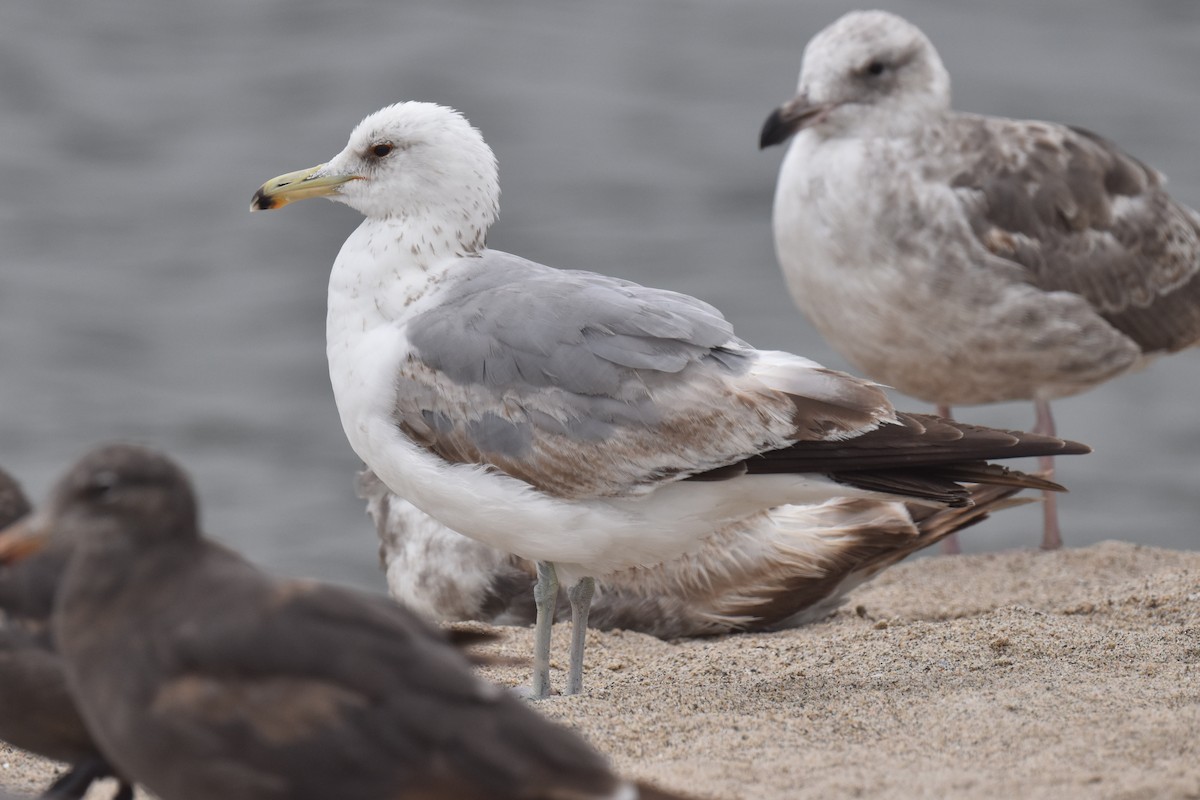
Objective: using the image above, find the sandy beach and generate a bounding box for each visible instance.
[2,540,1197,799]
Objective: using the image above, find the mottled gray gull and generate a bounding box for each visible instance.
[0,444,694,800]
[761,10,1200,552]
[251,100,1088,697]
[359,470,1029,637]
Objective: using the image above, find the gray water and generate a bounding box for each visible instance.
[1,0,1198,590]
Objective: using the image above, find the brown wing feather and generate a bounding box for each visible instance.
[950,116,1200,354]
[734,413,1089,474]
[134,553,632,800]
[394,352,886,501]
[732,412,1084,504]
[732,484,1028,629]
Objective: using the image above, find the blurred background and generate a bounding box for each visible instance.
[1,0,1197,590]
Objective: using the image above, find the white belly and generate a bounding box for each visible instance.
[350,408,868,582]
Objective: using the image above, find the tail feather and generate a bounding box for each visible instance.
[737,483,1034,630]
[833,461,1067,504]
[828,471,971,506]
[914,463,1067,493]
[897,484,1034,562]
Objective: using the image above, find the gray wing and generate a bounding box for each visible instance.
[948,115,1200,353]
[398,251,892,499]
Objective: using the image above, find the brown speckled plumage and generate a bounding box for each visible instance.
[763,10,1197,548]
[363,469,1029,638]
[766,11,1200,407]
[949,119,1200,356]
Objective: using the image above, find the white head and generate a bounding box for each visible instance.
[760,10,951,146]
[253,102,500,252]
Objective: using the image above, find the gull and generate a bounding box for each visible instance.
[0,444,693,800]
[251,100,1087,696]
[359,470,1029,637]
[761,10,1200,552]
[0,468,133,800]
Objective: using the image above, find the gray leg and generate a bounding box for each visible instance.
[1033,398,1062,551]
[565,576,596,695]
[531,561,559,699]
[935,405,963,555]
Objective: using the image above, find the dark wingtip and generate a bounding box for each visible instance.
[1059,439,1092,456]
[759,107,792,149]
[899,413,1093,460]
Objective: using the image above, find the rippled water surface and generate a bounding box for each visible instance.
[1,0,1198,589]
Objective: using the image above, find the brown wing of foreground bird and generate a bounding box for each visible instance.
[363,470,1029,638]
[0,446,694,800]
[0,468,133,800]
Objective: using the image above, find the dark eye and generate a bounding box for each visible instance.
[84,470,119,501]
[866,61,886,77]
[371,142,394,158]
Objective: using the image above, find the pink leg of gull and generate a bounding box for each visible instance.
[935,404,963,555]
[1033,398,1063,550]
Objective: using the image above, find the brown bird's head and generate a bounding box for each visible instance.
[0,445,200,566]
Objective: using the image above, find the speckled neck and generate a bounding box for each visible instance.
[326,218,461,340]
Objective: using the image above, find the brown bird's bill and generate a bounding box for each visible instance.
[0,518,48,565]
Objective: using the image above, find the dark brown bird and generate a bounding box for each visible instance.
[0,445,691,800]
[0,468,132,800]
